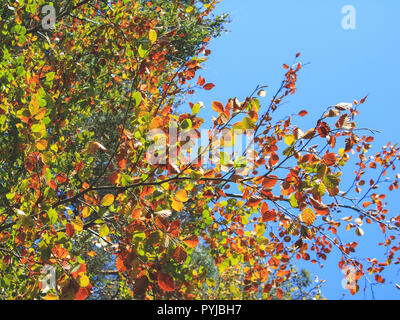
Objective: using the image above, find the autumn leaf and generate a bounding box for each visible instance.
[72,218,84,232]
[276,287,283,299]
[101,194,115,207]
[77,274,90,288]
[171,197,183,212]
[172,245,188,264]
[300,207,316,226]
[262,175,279,189]
[36,139,48,150]
[66,223,75,238]
[323,153,337,166]
[99,224,109,237]
[157,273,175,292]
[149,29,157,44]
[212,101,224,113]
[203,83,215,90]
[183,235,199,248]
[176,189,189,202]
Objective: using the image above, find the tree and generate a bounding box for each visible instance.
[1,0,399,300]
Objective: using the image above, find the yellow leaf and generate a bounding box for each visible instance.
[101,194,114,207]
[284,134,295,146]
[172,197,183,212]
[29,97,39,116]
[36,139,48,150]
[77,274,90,288]
[176,189,188,202]
[72,217,84,232]
[149,29,157,44]
[82,207,91,218]
[44,293,59,300]
[99,224,109,237]
[300,207,316,226]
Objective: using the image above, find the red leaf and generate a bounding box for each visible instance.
[276,287,283,299]
[75,286,91,300]
[55,174,67,184]
[203,83,215,90]
[172,245,188,264]
[66,223,75,238]
[323,153,336,166]
[298,110,308,117]
[197,76,205,86]
[247,197,262,208]
[157,273,175,292]
[375,274,385,283]
[262,210,276,222]
[360,95,368,104]
[363,201,372,208]
[261,202,269,215]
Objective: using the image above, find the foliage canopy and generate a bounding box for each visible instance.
[0,0,399,300]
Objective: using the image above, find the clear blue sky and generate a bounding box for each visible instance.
[192,0,400,299]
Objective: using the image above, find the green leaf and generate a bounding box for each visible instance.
[132,91,142,107]
[220,151,230,166]
[99,224,109,237]
[323,175,339,188]
[47,208,58,224]
[233,156,247,168]
[192,103,201,115]
[242,117,255,130]
[181,118,192,131]
[289,193,298,208]
[138,44,149,58]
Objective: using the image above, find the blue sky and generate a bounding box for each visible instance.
[191,0,400,299]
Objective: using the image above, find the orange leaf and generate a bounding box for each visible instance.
[247,197,262,208]
[300,207,316,226]
[183,235,199,249]
[212,101,224,113]
[262,175,279,189]
[36,139,48,150]
[323,153,336,166]
[115,255,126,272]
[276,287,283,299]
[262,210,276,222]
